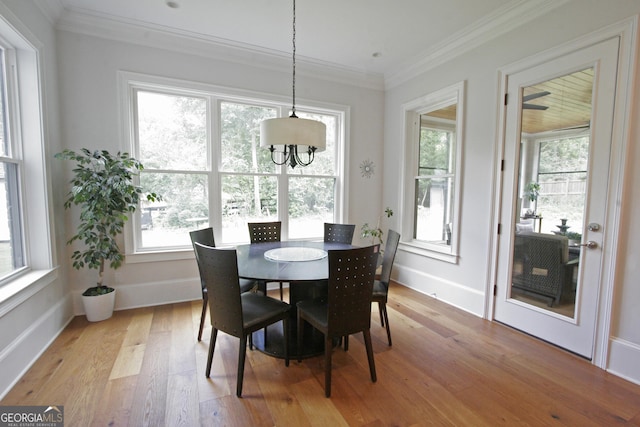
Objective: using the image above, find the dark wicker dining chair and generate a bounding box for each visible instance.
[189,227,257,341]
[194,242,291,397]
[297,245,379,397]
[372,229,401,346]
[323,222,356,244]
[247,221,285,300]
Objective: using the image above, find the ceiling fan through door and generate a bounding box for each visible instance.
[522,90,550,110]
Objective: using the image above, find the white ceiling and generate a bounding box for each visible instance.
[52,0,566,83]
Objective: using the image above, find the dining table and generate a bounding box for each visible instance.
[235,240,354,359]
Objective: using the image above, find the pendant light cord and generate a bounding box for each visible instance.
[291,0,297,117]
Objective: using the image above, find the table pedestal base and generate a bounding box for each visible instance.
[251,322,327,359]
[251,280,337,359]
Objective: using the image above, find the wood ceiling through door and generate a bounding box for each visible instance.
[521,68,593,134]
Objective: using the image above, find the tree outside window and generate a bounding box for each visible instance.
[131,84,342,250]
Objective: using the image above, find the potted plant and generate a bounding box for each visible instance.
[361,207,394,246]
[526,181,541,202]
[56,148,160,321]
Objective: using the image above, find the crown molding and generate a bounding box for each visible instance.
[384,0,571,89]
[33,0,64,25]
[55,9,385,91]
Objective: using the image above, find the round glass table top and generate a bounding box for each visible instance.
[264,247,328,262]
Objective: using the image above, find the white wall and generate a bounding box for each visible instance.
[55,28,385,313]
[384,0,640,384]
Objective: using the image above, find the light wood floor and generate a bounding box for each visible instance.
[3,283,640,426]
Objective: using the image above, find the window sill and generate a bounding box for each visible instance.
[126,248,194,264]
[399,241,459,264]
[0,268,59,318]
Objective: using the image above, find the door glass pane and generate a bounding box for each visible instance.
[510,68,593,318]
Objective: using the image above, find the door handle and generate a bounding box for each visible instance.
[579,241,598,249]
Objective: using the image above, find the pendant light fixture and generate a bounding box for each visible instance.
[260,0,326,168]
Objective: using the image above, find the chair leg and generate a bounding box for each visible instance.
[205,328,218,377]
[279,282,284,301]
[237,335,247,397]
[378,301,385,327]
[324,336,333,398]
[198,297,208,341]
[343,335,349,351]
[283,318,290,367]
[380,302,392,346]
[363,329,377,383]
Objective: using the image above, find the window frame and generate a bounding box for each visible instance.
[400,81,465,263]
[0,13,56,302]
[120,72,348,263]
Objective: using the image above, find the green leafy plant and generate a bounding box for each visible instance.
[361,207,394,246]
[526,181,541,202]
[565,231,582,241]
[56,149,160,296]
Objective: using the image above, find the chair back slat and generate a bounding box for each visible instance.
[323,223,356,244]
[327,245,379,336]
[379,229,401,285]
[194,243,244,337]
[248,221,282,243]
[189,227,215,292]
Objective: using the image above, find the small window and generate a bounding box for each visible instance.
[402,82,465,261]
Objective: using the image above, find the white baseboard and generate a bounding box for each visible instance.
[0,295,74,400]
[607,337,640,386]
[393,263,485,317]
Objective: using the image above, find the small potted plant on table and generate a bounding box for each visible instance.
[56,148,160,321]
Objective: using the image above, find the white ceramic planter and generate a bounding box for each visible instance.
[82,289,116,322]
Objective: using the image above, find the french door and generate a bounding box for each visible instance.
[494,37,619,358]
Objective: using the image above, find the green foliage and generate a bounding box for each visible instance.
[526,181,540,202]
[565,231,582,241]
[362,207,394,245]
[55,149,160,287]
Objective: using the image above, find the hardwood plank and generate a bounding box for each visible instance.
[165,369,200,427]
[91,375,137,426]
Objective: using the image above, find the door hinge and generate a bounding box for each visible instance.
[501,159,504,171]
[494,285,497,296]
[504,93,508,105]
[497,223,501,234]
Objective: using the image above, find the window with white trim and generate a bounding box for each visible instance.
[127,78,344,252]
[0,19,52,288]
[402,81,464,261]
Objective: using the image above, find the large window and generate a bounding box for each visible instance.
[126,76,344,253]
[402,82,464,261]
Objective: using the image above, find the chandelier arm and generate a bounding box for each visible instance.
[292,145,316,167]
[269,145,291,166]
